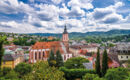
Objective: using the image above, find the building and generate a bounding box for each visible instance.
[1,50,22,68]
[29,26,72,63]
[69,44,98,57]
[62,25,69,52]
[110,43,130,62]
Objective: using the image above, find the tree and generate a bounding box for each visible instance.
[2,67,11,76]
[125,72,130,80]
[0,40,4,68]
[64,57,89,69]
[95,48,101,77]
[14,62,32,77]
[102,48,108,76]
[127,59,130,68]
[105,67,129,80]
[48,50,56,67]
[56,50,64,68]
[5,70,19,80]
[82,73,98,80]
[93,77,106,80]
[23,61,65,80]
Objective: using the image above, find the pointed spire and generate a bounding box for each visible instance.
[63,25,68,34]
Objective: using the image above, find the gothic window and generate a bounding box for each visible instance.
[43,51,45,57]
[35,52,37,60]
[39,52,41,60]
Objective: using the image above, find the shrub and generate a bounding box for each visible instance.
[59,67,96,80]
[64,57,89,69]
[82,73,98,80]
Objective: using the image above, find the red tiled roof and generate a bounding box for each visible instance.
[31,41,65,54]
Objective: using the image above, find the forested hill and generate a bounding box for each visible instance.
[28,29,130,38]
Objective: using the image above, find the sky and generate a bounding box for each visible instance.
[0,0,130,33]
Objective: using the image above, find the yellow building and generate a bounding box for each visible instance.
[1,50,21,69]
[48,36,54,40]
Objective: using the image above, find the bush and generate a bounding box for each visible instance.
[105,67,129,80]
[82,73,98,80]
[59,67,96,80]
[64,57,89,69]
[5,70,19,79]
[1,67,11,76]
[14,62,32,77]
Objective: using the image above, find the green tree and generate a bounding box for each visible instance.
[5,70,19,80]
[102,48,108,76]
[2,67,11,76]
[14,62,32,77]
[56,50,64,68]
[105,67,129,80]
[127,59,130,68]
[82,73,98,80]
[64,57,89,69]
[93,77,106,80]
[23,61,65,80]
[95,48,101,77]
[48,50,56,67]
[0,40,4,68]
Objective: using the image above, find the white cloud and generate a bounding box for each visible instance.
[0,0,34,14]
[68,0,93,10]
[0,0,129,33]
[52,0,63,4]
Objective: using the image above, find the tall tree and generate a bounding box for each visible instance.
[0,40,4,68]
[48,50,56,67]
[102,48,108,77]
[95,48,101,77]
[56,50,64,68]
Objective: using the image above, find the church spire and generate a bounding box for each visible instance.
[63,25,68,34]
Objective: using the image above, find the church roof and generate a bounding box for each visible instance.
[31,41,66,54]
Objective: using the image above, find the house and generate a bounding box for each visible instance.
[1,50,22,68]
[29,25,72,63]
[69,44,98,57]
[110,43,130,62]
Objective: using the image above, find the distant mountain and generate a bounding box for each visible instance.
[28,29,130,38]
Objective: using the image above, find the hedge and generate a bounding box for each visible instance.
[59,67,96,80]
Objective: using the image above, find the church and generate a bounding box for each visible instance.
[29,26,72,63]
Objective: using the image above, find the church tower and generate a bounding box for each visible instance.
[62,25,69,52]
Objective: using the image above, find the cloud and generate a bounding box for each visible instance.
[59,3,85,18]
[0,0,34,14]
[68,0,93,10]
[35,4,59,21]
[0,0,129,33]
[86,2,124,24]
[101,13,123,24]
[92,8,113,20]
[52,0,63,4]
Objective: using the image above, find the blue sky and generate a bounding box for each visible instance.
[0,0,130,33]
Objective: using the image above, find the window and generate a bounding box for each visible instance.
[35,52,37,60]
[39,52,41,60]
[43,52,45,57]
[126,56,128,58]
[121,56,123,58]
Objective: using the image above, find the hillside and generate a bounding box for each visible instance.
[28,29,130,38]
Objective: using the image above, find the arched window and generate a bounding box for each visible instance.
[35,52,37,60]
[43,51,45,57]
[39,52,41,60]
